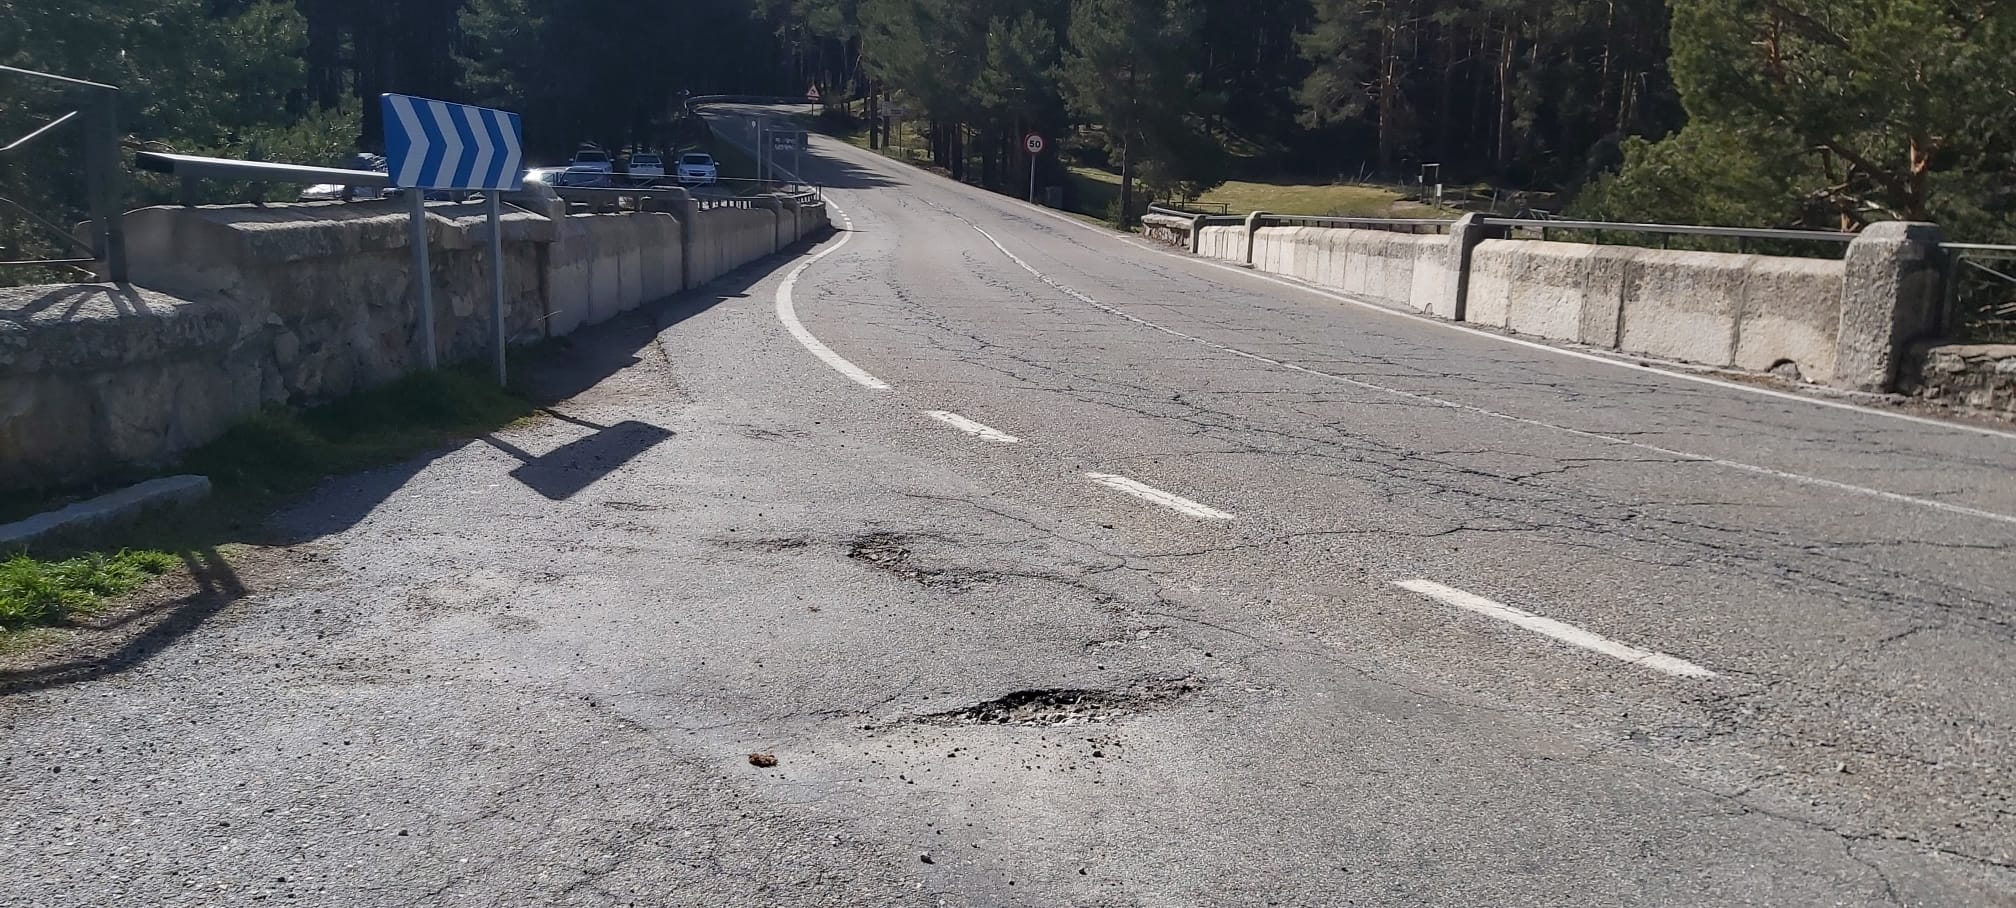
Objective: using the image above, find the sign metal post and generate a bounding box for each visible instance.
[1023,133,1047,204]
[381,93,524,385]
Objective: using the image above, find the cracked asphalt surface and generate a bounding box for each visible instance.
[4,105,2014,906]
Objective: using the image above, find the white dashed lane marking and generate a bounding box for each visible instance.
[1393,579,1719,679]
[1086,473,1236,521]
[927,411,1020,443]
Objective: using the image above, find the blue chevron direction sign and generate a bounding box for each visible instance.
[380,93,524,191]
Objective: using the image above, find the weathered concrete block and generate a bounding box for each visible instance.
[1465,241,1518,328]
[0,475,211,548]
[1735,256,1844,383]
[1837,222,1944,392]
[1618,249,1747,366]
[1579,247,1633,348]
[1503,241,1595,343]
[1198,225,1243,262]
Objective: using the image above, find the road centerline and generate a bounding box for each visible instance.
[1394,579,1719,679]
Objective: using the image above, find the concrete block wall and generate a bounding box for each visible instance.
[1199,225,1246,262]
[1242,226,1449,315]
[546,213,684,336]
[1191,213,1935,390]
[5,195,831,492]
[1467,240,1845,382]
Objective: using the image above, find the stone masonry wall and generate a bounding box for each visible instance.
[1,195,830,492]
[1901,343,2016,416]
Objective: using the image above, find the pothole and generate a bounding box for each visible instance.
[914,679,1201,728]
[846,532,998,591]
[740,426,810,441]
[713,535,813,554]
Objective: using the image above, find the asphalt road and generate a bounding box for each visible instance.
[4,106,2013,907]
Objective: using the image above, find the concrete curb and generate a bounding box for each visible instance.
[0,475,211,549]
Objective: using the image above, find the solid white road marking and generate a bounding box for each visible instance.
[927,411,1020,443]
[817,130,2016,444]
[1394,579,1719,679]
[1086,473,1235,520]
[774,197,890,391]
[949,217,2016,528]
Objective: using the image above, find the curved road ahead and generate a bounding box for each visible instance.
[4,106,2013,907]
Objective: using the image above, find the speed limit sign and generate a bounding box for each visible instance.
[1023,133,1046,155]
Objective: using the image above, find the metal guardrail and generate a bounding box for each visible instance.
[1479,216,1855,250]
[1939,242,2016,340]
[1,65,125,280]
[136,151,390,205]
[1265,214,1450,234]
[1145,206,1450,235]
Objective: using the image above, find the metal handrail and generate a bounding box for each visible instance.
[1479,217,1854,244]
[1939,242,2016,257]
[2,65,124,280]
[136,151,390,187]
[1,109,80,154]
[1264,214,1451,234]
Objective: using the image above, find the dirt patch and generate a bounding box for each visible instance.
[846,533,997,591]
[914,679,1200,728]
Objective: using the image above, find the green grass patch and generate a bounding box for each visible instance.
[1196,180,1435,218]
[2,366,535,648]
[0,550,181,631]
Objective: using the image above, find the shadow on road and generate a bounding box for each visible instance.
[2,227,826,693]
[489,418,675,502]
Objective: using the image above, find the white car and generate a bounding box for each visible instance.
[676,153,718,186]
[627,153,666,183]
[554,166,612,188]
[568,146,613,174]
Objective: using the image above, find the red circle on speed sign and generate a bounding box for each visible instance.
[1023,133,1046,155]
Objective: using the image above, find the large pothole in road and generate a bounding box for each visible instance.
[914,679,1201,728]
[846,532,999,591]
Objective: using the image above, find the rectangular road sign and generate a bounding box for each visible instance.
[381,93,524,191]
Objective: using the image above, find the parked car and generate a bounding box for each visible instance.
[569,145,614,174]
[627,152,666,183]
[554,166,612,188]
[676,152,718,186]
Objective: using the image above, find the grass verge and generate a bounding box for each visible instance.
[2,366,535,646]
[0,551,181,631]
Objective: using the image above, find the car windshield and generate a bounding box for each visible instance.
[631,155,660,164]
[573,150,607,162]
[681,154,712,165]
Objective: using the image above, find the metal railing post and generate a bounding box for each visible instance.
[407,191,437,369]
[82,86,126,282]
[487,191,507,386]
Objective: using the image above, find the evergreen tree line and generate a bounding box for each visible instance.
[767,0,2016,236]
[4,0,2014,260]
